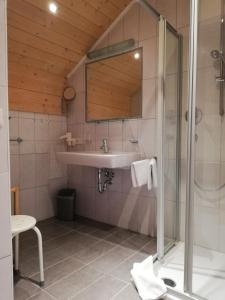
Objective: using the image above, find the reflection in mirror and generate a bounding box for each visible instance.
[86,48,142,122]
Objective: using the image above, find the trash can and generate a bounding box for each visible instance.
[56,189,76,221]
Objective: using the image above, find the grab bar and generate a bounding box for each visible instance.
[10,137,23,144]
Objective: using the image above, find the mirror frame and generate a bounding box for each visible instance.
[85,47,143,123]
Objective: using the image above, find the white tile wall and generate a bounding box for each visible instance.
[0,173,12,257]
[9,111,68,221]
[0,257,13,300]
[0,0,13,298]
[0,86,9,173]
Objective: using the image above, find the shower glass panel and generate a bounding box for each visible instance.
[187,0,225,299]
[163,27,180,252]
[157,17,181,258]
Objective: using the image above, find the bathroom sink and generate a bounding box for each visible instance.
[56,151,140,168]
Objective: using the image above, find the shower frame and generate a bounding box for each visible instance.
[139,0,182,276]
[134,0,182,261]
[157,15,182,261]
[157,1,208,299]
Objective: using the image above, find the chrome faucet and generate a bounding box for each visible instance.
[100,138,109,153]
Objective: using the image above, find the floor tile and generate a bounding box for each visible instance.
[75,218,115,236]
[43,231,98,254]
[121,233,152,251]
[56,219,85,231]
[19,232,83,265]
[20,232,83,263]
[46,266,102,300]
[20,246,74,277]
[105,228,136,245]
[110,252,148,282]
[28,290,55,300]
[14,279,41,300]
[88,224,115,239]
[112,284,140,300]
[38,222,73,241]
[71,274,126,300]
[14,218,156,300]
[139,239,157,255]
[73,240,116,264]
[43,231,82,253]
[32,257,84,288]
[88,245,135,274]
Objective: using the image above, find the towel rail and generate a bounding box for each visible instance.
[10,137,23,144]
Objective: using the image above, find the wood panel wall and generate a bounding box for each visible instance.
[7,0,131,115]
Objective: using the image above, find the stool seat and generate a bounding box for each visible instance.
[11,215,36,236]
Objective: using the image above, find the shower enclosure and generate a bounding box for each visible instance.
[184,0,225,299]
[156,0,225,299]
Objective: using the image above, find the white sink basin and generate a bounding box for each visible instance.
[56,151,140,168]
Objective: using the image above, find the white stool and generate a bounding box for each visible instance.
[11,215,44,286]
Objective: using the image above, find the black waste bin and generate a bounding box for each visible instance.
[56,189,76,221]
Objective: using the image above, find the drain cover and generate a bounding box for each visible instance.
[162,278,176,287]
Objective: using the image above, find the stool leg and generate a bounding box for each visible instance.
[33,226,44,287]
[15,234,19,272]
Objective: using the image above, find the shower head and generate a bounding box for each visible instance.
[211,49,225,63]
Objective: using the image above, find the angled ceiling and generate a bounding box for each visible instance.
[7,0,132,115]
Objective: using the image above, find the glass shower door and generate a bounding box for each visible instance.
[157,17,181,258]
[185,0,225,299]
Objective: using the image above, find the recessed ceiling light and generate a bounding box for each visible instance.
[134,52,140,60]
[48,2,58,14]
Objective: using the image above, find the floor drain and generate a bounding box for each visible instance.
[162,278,176,287]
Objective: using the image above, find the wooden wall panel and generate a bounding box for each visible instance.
[7,0,131,115]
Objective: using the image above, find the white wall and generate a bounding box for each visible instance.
[0,0,13,298]
[9,112,68,220]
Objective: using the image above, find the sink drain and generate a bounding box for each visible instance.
[162,278,176,287]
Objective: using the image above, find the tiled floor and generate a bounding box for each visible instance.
[14,217,157,300]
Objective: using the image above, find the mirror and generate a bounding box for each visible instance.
[86,48,142,122]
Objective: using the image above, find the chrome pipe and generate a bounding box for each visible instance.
[98,169,104,193]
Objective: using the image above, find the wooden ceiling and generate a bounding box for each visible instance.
[7,0,132,115]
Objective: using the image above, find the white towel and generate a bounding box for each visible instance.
[131,256,167,300]
[148,158,158,190]
[131,159,150,188]
[131,158,158,190]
